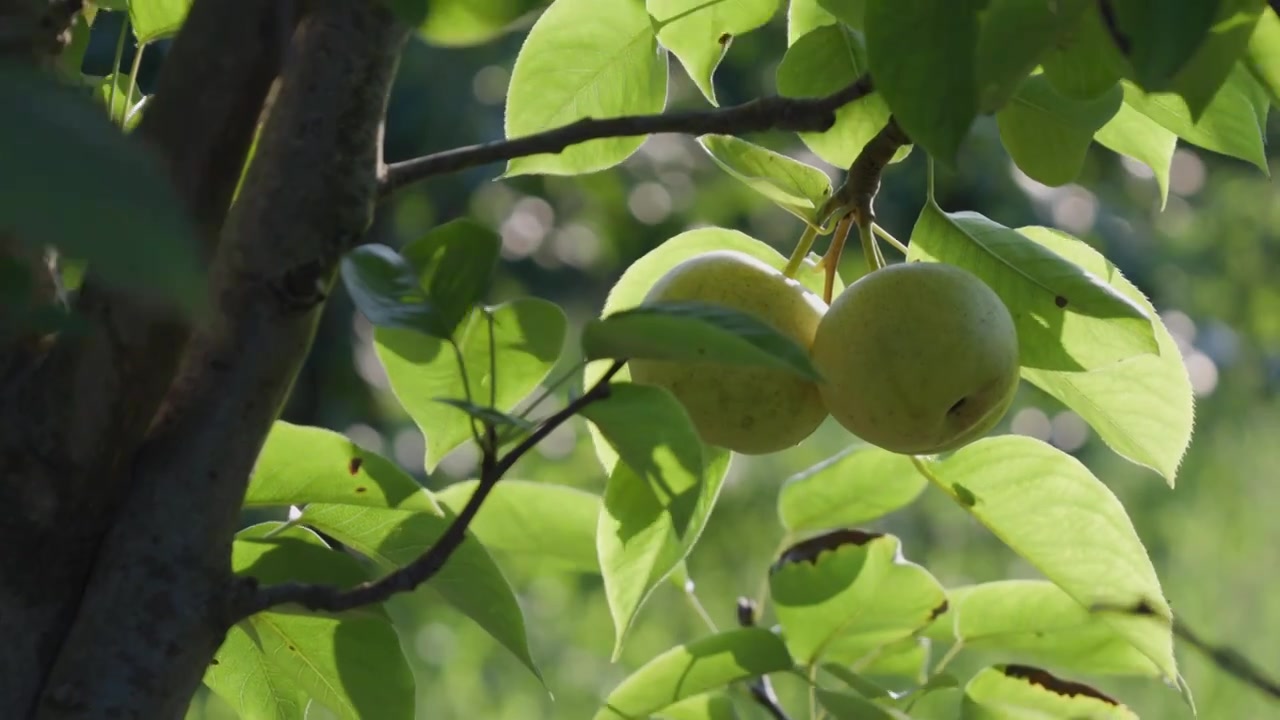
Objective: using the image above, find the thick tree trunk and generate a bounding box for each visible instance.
[0,0,407,716]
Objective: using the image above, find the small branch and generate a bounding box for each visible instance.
[379,74,875,197]
[241,360,627,618]
[737,597,794,720]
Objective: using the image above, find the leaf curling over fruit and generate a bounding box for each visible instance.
[628,250,830,456]
[811,262,1020,455]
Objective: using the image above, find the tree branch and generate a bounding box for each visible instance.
[241,360,626,617]
[736,597,794,720]
[31,2,408,716]
[379,74,875,197]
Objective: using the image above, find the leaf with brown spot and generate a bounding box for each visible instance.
[962,664,1138,718]
[770,533,947,665]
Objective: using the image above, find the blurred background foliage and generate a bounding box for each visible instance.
[76,7,1280,720]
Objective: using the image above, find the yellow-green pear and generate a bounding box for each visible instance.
[811,262,1020,455]
[628,250,829,455]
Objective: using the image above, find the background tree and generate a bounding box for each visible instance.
[2,1,1279,719]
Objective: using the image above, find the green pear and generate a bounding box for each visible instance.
[811,262,1020,455]
[628,250,829,455]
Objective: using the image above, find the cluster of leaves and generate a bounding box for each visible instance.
[39,0,1266,718]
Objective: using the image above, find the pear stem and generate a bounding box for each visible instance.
[858,216,885,273]
[820,213,854,304]
[782,222,820,279]
[872,222,909,255]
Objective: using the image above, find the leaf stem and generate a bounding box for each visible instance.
[872,222,908,255]
[448,338,483,451]
[857,216,885,274]
[124,40,147,128]
[108,16,129,124]
[783,223,820,279]
[820,214,853,304]
[681,579,719,634]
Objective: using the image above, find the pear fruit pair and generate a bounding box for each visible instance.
[630,250,1020,456]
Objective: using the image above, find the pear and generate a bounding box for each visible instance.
[629,250,829,455]
[811,262,1020,455]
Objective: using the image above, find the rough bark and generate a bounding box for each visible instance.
[32,1,407,716]
[0,0,291,713]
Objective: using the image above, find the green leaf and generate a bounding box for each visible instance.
[925,580,1163,677]
[817,690,910,720]
[583,226,836,474]
[770,531,947,666]
[301,503,542,682]
[777,446,926,533]
[776,24,906,170]
[245,422,437,511]
[696,134,833,223]
[1015,226,1193,486]
[340,244,442,335]
[1,62,203,314]
[593,628,794,720]
[907,688,964,720]
[1165,0,1267,118]
[504,0,667,176]
[1094,96,1177,207]
[1106,0,1217,91]
[996,76,1122,187]
[129,0,192,43]
[203,623,309,720]
[906,206,1158,372]
[417,0,548,47]
[657,692,739,720]
[435,479,601,573]
[816,0,864,29]
[58,12,92,78]
[788,0,836,44]
[93,73,134,127]
[586,383,731,655]
[864,0,980,164]
[400,219,502,339]
[962,665,1138,719]
[582,301,821,381]
[433,398,534,432]
[1120,67,1269,171]
[916,436,1178,681]
[649,0,781,106]
[974,0,1092,112]
[1039,7,1129,100]
[1244,8,1280,106]
[229,524,415,720]
[375,298,566,471]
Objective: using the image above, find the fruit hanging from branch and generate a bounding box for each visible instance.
[628,250,830,455]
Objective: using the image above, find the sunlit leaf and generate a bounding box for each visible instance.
[301,503,542,683]
[504,0,667,176]
[1244,8,1280,106]
[129,0,193,43]
[962,665,1138,719]
[376,298,566,471]
[435,479,601,573]
[593,628,793,720]
[417,0,548,47]
[776,24,909,169]
[864,0,980,164]
[1164,0,1267,118]
[203,623,309,720]
[245,422,437,511]
[649,0,780,105]
[657,692,739,720]
[228,524,415,720]
[1016,226,1194,486]
[816,0,864,29]
[582,300,821,380]
[1120,67,1269,172]
[777,445,926,533]
[916,436,1178,681]
[996,76,1122,187]
[1094,97,1177,207]
[584,383,731,656]
[769,531,948,665]
[788,0,836,44]
[1104,0,1215,91]
[925,580,1162,677]
[697,134,833,223]
[817,689,910,720]
[906,206,1158,372]
[1039,6,1128,100]
[583,227,837,474]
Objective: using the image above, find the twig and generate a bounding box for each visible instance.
[737,597,794,720]
[240,360,627,617]
[379,74,875,196]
